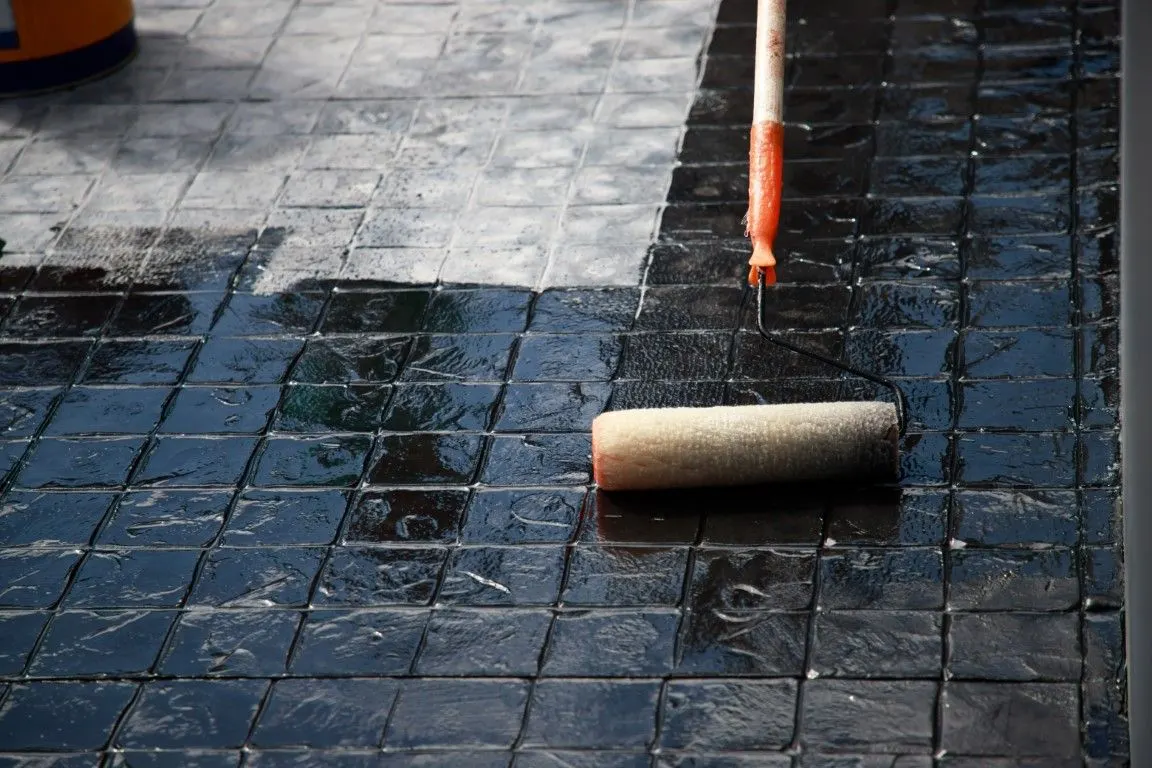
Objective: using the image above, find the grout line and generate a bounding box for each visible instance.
[934,0,987,758]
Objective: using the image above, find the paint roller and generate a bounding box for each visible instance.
[590,0,909,492]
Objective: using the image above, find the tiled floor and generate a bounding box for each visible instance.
[0,0,1126,764]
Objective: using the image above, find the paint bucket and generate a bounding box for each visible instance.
[0,0,138,98]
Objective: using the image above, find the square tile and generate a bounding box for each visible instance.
[415,608,551,676]
[564,546,689,606]
[343,489,468,545]
[189,547,325,608]
[660,680,797,750]
[523,680,661,748]
[941,683,1080,757]
[315,547,446,606]
[440,546,566,605]
[386,679,530,748]
[66,550,200,608]
[160,610,299,677]
[29,609,175,676]
[253,679,398,748]
[290,609,427,675]
[117,680,268,749]
[801,680,937,752]
[99,491,229,548]
[0,682,137,750]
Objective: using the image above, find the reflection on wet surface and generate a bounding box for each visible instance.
[0,0,1125,762]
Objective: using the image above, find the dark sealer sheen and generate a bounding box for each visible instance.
[0,0,1125,763]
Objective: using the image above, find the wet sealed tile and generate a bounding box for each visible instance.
[321,291,431,334]
[100,491,229,547]
[659,680,797,751]
[0,342,93,386]
[441,546,566,605]
[44,387,170,436]
[210,294,324,340]
[948,613,1079,681]
[855,282,960,329]
[117,680,268,749]
[162,386,279,434]
[523,753,650,768]
[1083,544,1123,609]
[976,116,1072,157]
[565,546,688,606]
[0,388,59,439]
[190,547,325,608]
[480,434,591,486]
[495,382,610,432]
[386,679,530,748]
[382,383,499,431]
[964,328,1074,378]
[0,611,49,675]
[0,549,83,608]
[1084,612,1125,682]
[843,329,956,377]
[18,437,146,489]
[136,436,257,487]
[544,610,677,677]
[423,289,533,333]
[514,334,622,382]
[951,490,1078,546]
[66,550,200,609]
[678,609,807,676]
[0,682,137,750]
[399,334,515,383]
[826,489,947,547]
[701,489,824,546]
[415,608,552,676]
[253,436,372,488]
[160,610,300,677]
[941,683,1080,757]
[462,489,583,544]
[0,491,115,546]
[958,379,1075,431]
[189,338,304,385]
[343,489,467,545]
[528,289,640,333]
[956,433,1076,487]
[814,611,942,678]
[252,679,398,748]
[223,490,350,546]
[368,434,484,485]
[523,680,661,749]
[580,489,702,546]
[966,281,1072,327]
[949,548,1078,611]
[689,548,815,612]
[83,339,198,385]
[316,547,446,606]
[28,609,175,677]
[294,337,410,384]
[290,609,427,675]
[2,296,120,339]
[801,680,937,753]
[819,549,944,610]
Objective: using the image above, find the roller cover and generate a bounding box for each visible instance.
[591,401,899,491]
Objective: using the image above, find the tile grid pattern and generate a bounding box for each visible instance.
[0,0,1127,767]
[0,0,718,292]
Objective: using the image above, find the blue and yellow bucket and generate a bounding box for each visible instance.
[0,0,138,98]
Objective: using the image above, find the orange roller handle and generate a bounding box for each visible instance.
[745,0,786,287]
[746,119,783,286]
